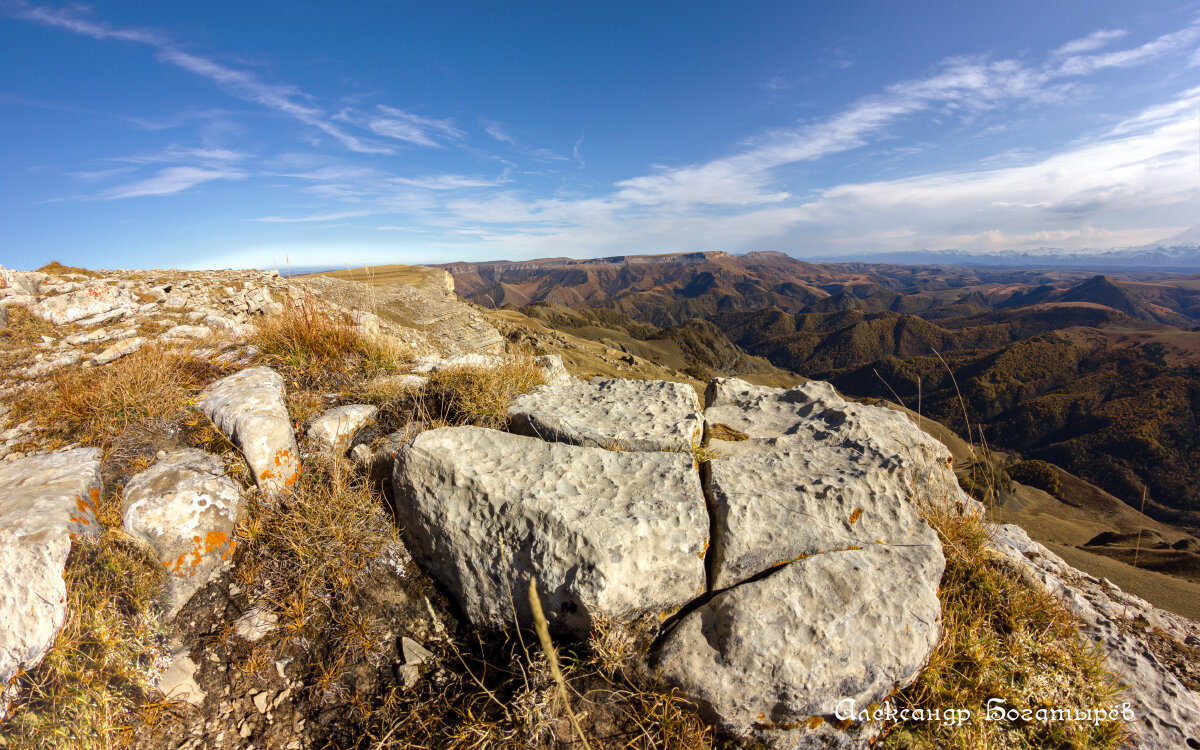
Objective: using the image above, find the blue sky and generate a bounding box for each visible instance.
[2,1,1199,270]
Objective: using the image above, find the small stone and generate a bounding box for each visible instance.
[307,404,378,454]
[93,336,144,365]
[253,692,269,714]
[401,637,433,665]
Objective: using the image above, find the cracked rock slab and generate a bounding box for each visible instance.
[705,443,940,590]
[199,367,300,496]
[705,378,981,514]
[0,448,103,710]
[509,377,703,452]
[392,426,707,636]
[654,544,944,748]
[308,404,378,454]
[122,449,245,615]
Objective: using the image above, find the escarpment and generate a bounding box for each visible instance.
[0,262,1196,749]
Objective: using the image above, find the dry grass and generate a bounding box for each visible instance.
[253,293,406,377]
[362,625,715,750]
[418,354,547,429]
[35,260,101,277]
[880,503,1129,750]
[233,454,404,681]
[12,344,223,450]
[0,531,173,750]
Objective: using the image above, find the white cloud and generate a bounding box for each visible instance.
[481,118,516,144]
[1053,29,1127,57]
[356,105,463,147]
[100,166,243,199]
[391,174,502,190]
[12,2,395,154]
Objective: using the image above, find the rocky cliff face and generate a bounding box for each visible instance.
[0,263,1196,749]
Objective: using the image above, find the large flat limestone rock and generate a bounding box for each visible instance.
[654,544,944,748]
[705,378,979,513]
[508,377,703,451]
[705,443,940,590]
[392,426,707,636]
[0,449,103,709]
[122,449,245,615]
[199,367,300,497]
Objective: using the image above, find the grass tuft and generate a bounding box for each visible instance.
[418,354,547,430]
[35,261,101,277]
[0,531,172,750]
[253,294,406,378]
[880,502,1129,750]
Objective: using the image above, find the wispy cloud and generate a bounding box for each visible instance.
[391,174,503,190]
[481,118,516,144]
[256,209,374,223]
[1053,29,1128,57]
[357,105,463,147]
[9,1,395,154]
[99,166,244,199]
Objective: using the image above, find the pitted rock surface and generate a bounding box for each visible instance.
[705,378,980,514]
[654,543,944,748]
[308,404,378,454]
[508,377,703,452]
[392,426,707,636]
[0,448,103,709]
[705,443,941,590]
[199,367,300,496]
[989,524,1200,750]
[122,449,245,614]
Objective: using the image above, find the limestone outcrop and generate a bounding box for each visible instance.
[705,442,940,589]
[989,524,1200,750]
[122,449,245,614]
[0,449,103,709]
[199,367,300,496]
[392,426,708,636]
[508,377,703,451]
[655,544,944,747]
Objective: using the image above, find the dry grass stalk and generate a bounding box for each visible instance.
[527,578,592,750]
[253,293,405,375]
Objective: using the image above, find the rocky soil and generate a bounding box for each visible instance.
[0,263,1196,749]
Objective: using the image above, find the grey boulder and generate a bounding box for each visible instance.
[122,449,245,615]
[655,543,944,748]
[392,426,707,636]
[199,367,300,497]
[33,284,135,325]
[989,524,1200,750]
[308,404,378,454]
[509,377,702,452]
[705,443,940,590]
[0,449,103,709]
[704,378,979,514]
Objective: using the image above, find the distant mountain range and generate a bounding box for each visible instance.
[801,225,1200,270]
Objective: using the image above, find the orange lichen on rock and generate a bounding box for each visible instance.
[848,507,863,525]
